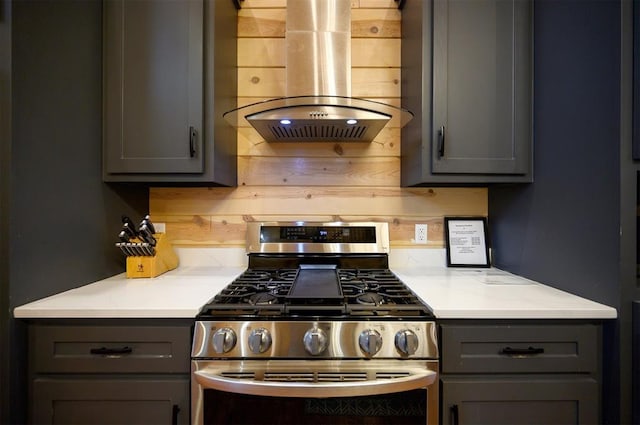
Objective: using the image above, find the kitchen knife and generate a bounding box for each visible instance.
[118,230,130,243]
[119,243,135,257]
[116,243,129,256]
[129,243,142,257]
[121,222,137,240]
[123,243,136,256]
[121,215,136,229]
[136,243,147,256]
[141,243,155,256]
[138,224,157,247]
[141,215,156,234]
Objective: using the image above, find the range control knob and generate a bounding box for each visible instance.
[395,329,419,356]
[212,327,237,353]
[303,326,328,356]
[248,328,272,354]
[359,329,382,356]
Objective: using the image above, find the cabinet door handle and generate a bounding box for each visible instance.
[89,346,133,356]
[438,126,446,158]
[499,346,545,356]
[172,405,180,425]
[450,404,459,425]
[189,126,197,158]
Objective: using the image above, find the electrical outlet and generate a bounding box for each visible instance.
[415,224,428,244]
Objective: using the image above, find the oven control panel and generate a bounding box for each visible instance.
[192,321,439,360]
[261,225,376,243]
[246,222,391,254]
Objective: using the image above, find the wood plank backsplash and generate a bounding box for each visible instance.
[149,0,488,248]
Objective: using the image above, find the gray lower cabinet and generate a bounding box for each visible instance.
[103,0,237,184]
[28,321,192,425]
[400,0,533,185]
[440,322,602,425]
[32,378,188,425]
[441,377,598,425]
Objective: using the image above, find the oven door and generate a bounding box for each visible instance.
[191,359,438,425]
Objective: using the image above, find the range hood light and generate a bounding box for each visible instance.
[280,119,292,125]
[346,119,357,125]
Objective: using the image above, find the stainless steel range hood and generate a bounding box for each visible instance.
[223,0,413,143]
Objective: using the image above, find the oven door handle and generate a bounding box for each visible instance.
[194,369,437,398]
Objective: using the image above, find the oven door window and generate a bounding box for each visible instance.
[203,389,427,425]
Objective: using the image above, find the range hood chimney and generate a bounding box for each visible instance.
[223,0,413,143]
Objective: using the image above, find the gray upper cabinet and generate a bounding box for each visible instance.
[103,0,237,184]
[401,0,533,185]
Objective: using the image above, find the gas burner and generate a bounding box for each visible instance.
[247,292,279,305]
[235,269,298,283]
[356,292,385,306]
[241,271,274,281]
[277,270,298,280]
[200,264,434,318]
[341,282,381,294]
[254,282,286,293]
[339,270,379,281]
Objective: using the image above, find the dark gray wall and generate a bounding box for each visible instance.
[0,0,12,422]
[489,0,629,423]
[490,0,621,307]
[2,1,148,423]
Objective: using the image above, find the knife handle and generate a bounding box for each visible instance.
[139,224,157,246]
[122,222,137,238]
[142,243,156,256]
[143,215,156,234]
[121,215,136,229]
[118,230,130,243]
[116,243,128,256]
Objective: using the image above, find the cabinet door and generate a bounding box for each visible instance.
[431,0,531,175]
[441,376,599,425]
[104,0,204,174]
[31,377,189,425]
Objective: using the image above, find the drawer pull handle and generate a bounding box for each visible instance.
[89,346,133,356]
[500,346,544,356]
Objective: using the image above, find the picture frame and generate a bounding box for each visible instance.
[444,217,491,267]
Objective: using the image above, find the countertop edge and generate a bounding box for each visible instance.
[431,310,618,320]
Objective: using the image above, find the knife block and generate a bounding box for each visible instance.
[125,233,179,278]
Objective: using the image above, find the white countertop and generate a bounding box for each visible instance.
[393,267,617,319]
[13,266,246,319]
[13,248,617,320]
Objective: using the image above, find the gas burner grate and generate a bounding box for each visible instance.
[198,266,433,319]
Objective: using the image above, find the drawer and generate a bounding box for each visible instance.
[440,323,599,374]
[30,325,191,373]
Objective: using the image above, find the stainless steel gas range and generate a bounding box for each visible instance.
[191,222,438,425]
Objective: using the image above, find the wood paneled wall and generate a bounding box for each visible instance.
[150,0,488,248]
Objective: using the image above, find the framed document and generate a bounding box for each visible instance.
[444,217,490,267]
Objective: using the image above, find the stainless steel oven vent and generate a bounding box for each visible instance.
[223,0,412,143]
[247,104,390,142]
[269,123,369,142]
